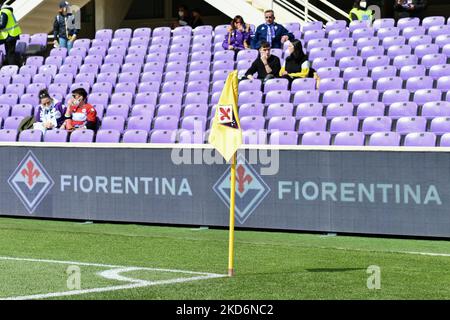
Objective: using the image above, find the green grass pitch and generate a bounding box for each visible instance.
[1,217,450,300]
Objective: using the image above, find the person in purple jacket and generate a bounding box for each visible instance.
[222,15,253,55]
[33,89,66,133]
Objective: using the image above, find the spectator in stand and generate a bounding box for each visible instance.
[191,8,204,28]
[348,0,374,23]
[244,41,281,84]
[251,10,294,49]
[61,88,97,131]
[222,15,253,55]
[172,5,191,29]
[394,0,427,20]
[0,0,22,66]
[53,1,79,52]
[33,89,66,133]
[280,39,320,89]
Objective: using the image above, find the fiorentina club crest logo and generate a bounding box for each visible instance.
[8,151,54,214]
[213,154,270,224]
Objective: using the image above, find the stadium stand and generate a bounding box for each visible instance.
[1,17,448,146]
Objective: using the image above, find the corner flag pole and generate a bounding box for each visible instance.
[228,152,237,277]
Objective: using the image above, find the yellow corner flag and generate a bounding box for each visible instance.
[208,70,242,277]
[208,70,242,163]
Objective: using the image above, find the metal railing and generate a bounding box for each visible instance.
[273,0,349,23]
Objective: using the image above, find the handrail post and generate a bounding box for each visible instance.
[305,0,309,22]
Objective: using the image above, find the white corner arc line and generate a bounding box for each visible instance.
[0,256,226,300]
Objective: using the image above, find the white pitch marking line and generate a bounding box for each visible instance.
[0,256,226,300]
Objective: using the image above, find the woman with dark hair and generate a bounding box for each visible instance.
[191,8,204,28]
[222,15,253,54]
[33,89,66,133]
[280,39,320,88]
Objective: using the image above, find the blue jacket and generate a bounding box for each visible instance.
[251,23,294,49]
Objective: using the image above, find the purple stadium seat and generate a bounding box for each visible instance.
[133,27,152,38]
[414,43,439,58]
[375,76,403,92]
[429,64,450,80]
[115,82,137,95]
[184,92,208,105]
[413,89,442,106]
[158,91,183,105]
[427,25,450,39]
[343,66,369,81]
[79,63,100,75]
[59,64,79,76]
[11,104,33,117]
[291,78,316,91]
[437,76,450,91]
[0,129,17,141]
[386,44,412,58]
[183,104,208,118]
[333,131,365,146]
[134,92,158,106]
[88,45,107,56]
[26,56,44,68]
[298,116,327,133]
[382,89,410,105]
[338,56,363,69]
[101,115,125,133]
[388,101,418,119]
[193,25,212,36]
[124,54,145,65]
[443,44,450,59]
[33,73,53,86]
[304,30,326,43]
[368,132,400,146]
[329,116,359,134]
[93,129,120,143]
[347,77,373,92]
[50,47,67,58]
[153,116,179,130]
[330,37,354,51]
[242,130,268,145]
[356,102,385,119]
[421,54,447,68]
[150,130,176,143]
[211,70,230,83]
[131,104,155,118]
[165,61,187,73]
[188,61,210,73]
[402,26,426,39]
[43,129,68,142]
[377,27,400,40]
[0,65,18,77]
[0,104,10,118]
[404,132,436,147]
[157,104,181,117]
[312,57,336,70]
[319,78,344,93]
[104,54,124,65]
[356,37,380,50]
[69,47,87,59]
[239,103,264,118]
[371,65,397,81]
[264,79,289,93]
[26,83,46,94]
[6,84,25,96]
[20,93,38,106]
[45,56,63,69]
[91,38,110,48]
[114,28,132,39]
[325,19,347,31]
[365,55,391,69]
[397,17,420,29]
[295,102,323,119]
[421,101,450,119]
[106,104,129,119]
[190,51,211,63]
[360,46,385,59]
[91,82,112,95]
[240,116,266,131]
[4,116,24,130]
[269,131,298,145]
[137,81,160,94]
[308,47,332,61]
[334,46,358,60]
[293,90,320,104]
[408,35,432,49]
[265,90,291,104]
[399,65,425,81]
[373,18,395,30]
[95,28,113,41]
[322,90,349,105]
[122,130,148,143]
[325,102,354,119]
[362,116,392,134]
[238,90,263,105]
[430,117,450,135]
[395,116,427,134]
[185,80,208,93]
[19,129,42,142]
[439,133,450,146]
[352,28,375,40]
[18,65,37,78]
[0,93,18,106]
[435,35,450,49]
[405,76,434,91]
[266,103,294,118]
[163,71,186,82]
[316,67,341,79]
[69,129,94,143]
[180,115,207,131]
[300,131,330,145]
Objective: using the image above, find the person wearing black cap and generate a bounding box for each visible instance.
[0,0,22,66]
[53,1,79,52]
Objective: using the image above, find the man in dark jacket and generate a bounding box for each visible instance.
[251,10,294,49]
[245,41,281,84]
[0,1,22,66]
[53,1,79,52]
[394,0,427,19]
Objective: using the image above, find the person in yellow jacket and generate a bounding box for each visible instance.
[279,40,320,90]
[0,1,22,66]
[348,1,374,23]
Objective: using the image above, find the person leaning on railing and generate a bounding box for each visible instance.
[279,39,320,90]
